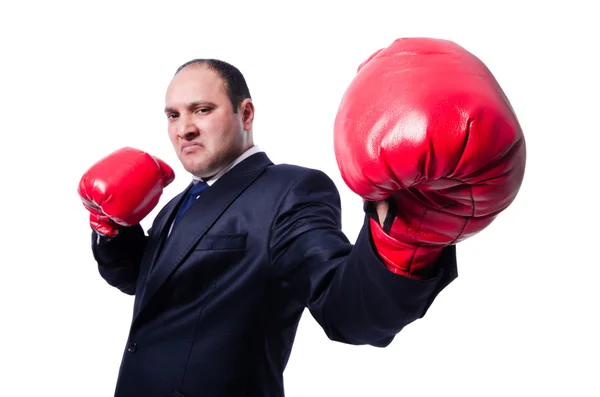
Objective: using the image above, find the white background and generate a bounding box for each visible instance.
[1,0,598,396]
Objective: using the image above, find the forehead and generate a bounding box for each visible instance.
[165,65,228,106]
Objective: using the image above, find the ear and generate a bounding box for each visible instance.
[239,98,254,132]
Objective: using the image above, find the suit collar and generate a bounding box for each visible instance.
[133,152,273,322]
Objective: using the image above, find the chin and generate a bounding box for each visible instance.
[184,162,210,178]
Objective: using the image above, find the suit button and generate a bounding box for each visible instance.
[127,342,137,353]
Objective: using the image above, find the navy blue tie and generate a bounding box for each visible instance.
[173,181,209,226]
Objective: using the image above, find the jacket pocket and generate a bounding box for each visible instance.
[194,233,247,251]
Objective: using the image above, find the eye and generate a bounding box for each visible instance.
[195,107,211,114]
[166,113,179,120]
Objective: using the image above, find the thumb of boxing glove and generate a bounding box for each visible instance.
[88,210,121,237]
[153,156,176,187]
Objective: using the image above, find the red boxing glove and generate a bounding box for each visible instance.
[334,38,526,279]
[78,147,175,237]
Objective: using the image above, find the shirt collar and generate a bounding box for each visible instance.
[192,145,262,186]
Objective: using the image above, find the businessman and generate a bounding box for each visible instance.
[78,38,526,396]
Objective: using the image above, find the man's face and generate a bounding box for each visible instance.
[165,64,254,178]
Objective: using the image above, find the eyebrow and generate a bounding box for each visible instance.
[164,101,216,113]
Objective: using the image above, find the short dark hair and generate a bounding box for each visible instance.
[175,59,252,113]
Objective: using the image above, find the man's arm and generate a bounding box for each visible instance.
[91,224,149,295]
[269,169,457,347]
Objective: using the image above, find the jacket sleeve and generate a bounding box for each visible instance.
[268,169,458,347]
[91,224,149,295]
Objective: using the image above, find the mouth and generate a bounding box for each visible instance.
[181,142,203,154]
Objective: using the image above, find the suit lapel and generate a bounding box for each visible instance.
[133,152,272,322]
[132,192,183,317]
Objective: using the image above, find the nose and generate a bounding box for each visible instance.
[177,115,199,140]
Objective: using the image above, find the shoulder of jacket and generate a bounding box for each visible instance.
[265,163,329,179]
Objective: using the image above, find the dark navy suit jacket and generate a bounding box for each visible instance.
[91,152,458,397]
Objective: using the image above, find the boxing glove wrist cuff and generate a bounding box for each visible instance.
[369,218,442,280]
[94,230,117,245]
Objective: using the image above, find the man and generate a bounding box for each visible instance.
[78,38,525,396]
